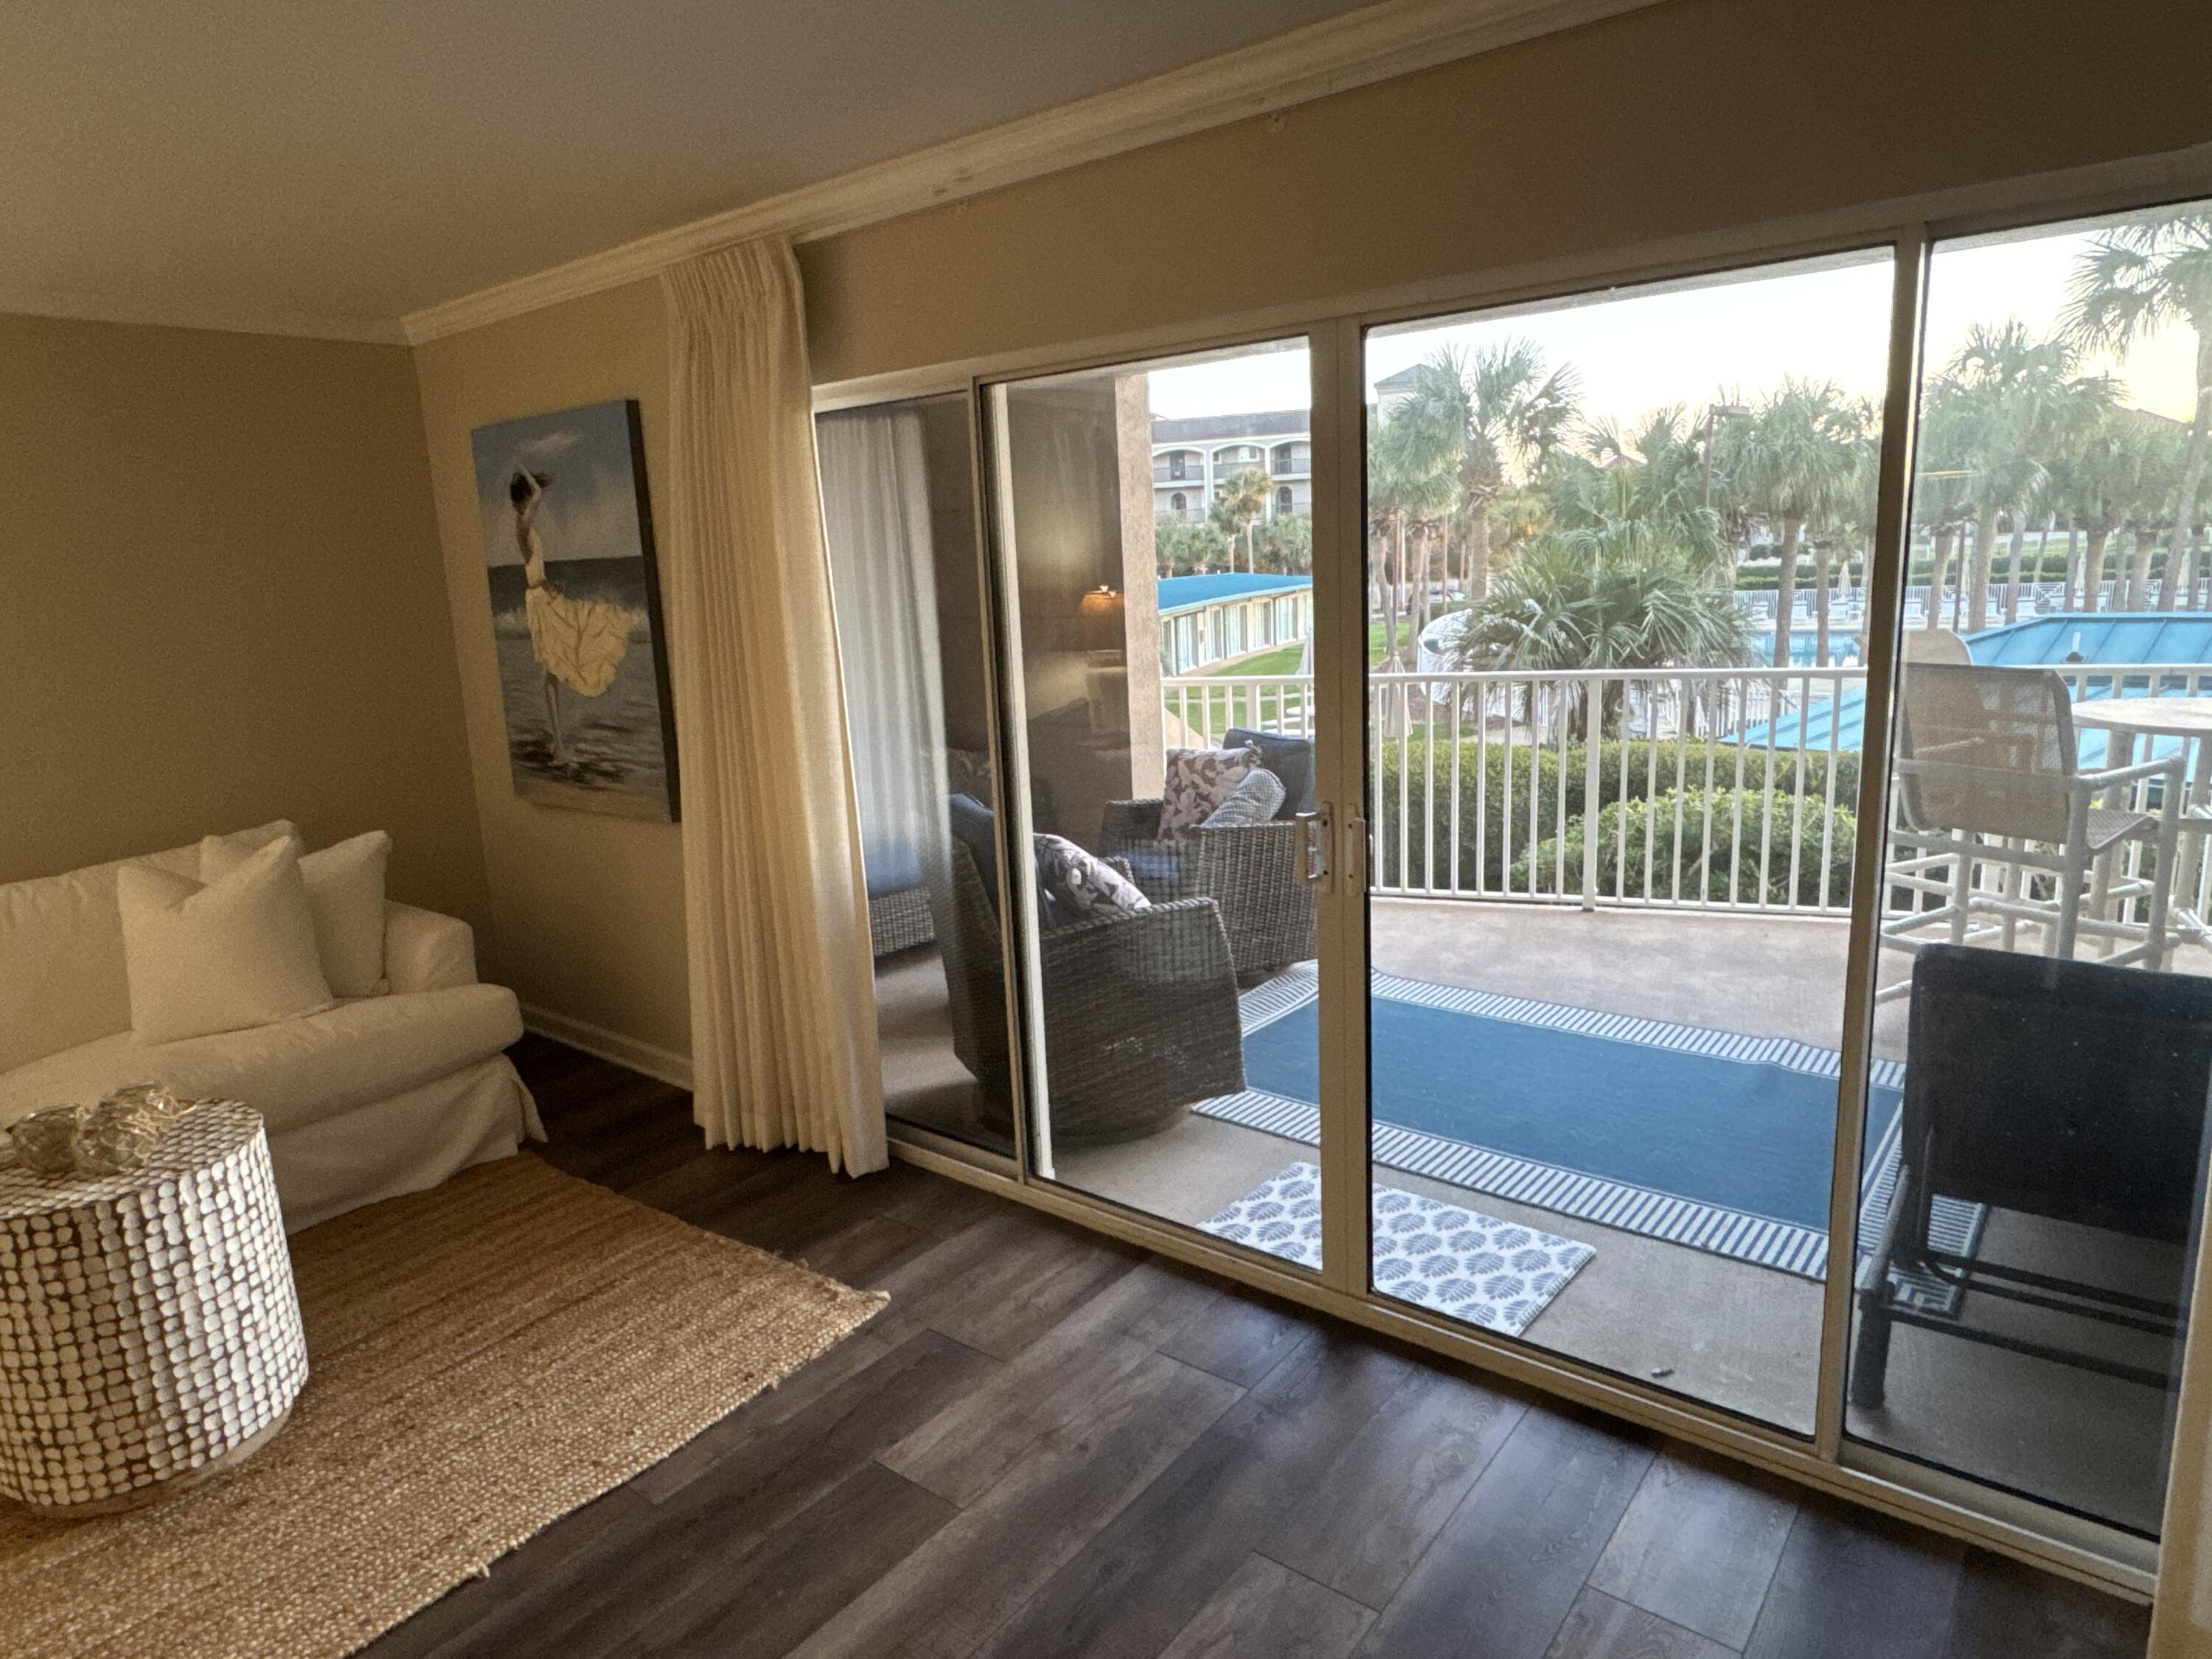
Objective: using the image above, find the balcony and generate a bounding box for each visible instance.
[877,659,2212,1536]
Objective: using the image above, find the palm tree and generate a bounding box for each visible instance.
[2051,406,2173,609]
[1725,380,1862,664]
[1446,518,1748,735]
[1210,467,1273,575]
[1934,321,2114,627]
[1402,341,1579,606]
[1546,407,1728,566]
[1369,392,1460,667]
[2066,210,2212,611]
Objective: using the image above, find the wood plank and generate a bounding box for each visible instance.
[1349,1403,1656,1659]
[1742,1494,1962,1659]
[1263,1359,1529,1610]
[361,1487,654,1658]
[1157,1554,1378,1659]
[613,1460,956,1659]
[628,1329,900,1506]
[866,1207,1146,1360]
[792,1350,1244,1659]
[1542,1587,1739,1659]
[971,1326,1415,1659]
[1587,1441,1799,1649]
[1142,1263,1318,1387]
[1942,1546,2150,1659]
[432,1332,994,1656]
[882,1259,1230,1506]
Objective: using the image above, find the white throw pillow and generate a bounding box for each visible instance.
[202,829,392,998]
[117,838,334,1044]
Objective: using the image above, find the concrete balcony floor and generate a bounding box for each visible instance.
[876,897,2205,1537]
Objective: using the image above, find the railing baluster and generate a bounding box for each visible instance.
[1450,682,1464,896]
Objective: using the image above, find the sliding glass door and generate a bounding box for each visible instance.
[1358,252,1899,1431]
[983,338,1338,1266]
[845,181,2212,1572]
[1846,198,2212,1536]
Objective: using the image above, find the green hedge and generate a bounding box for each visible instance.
[1509,786,1857,907]
[1371,737,1863,891]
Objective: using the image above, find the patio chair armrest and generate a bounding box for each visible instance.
[2079,754,2187,789]
[1041,896,1234,990]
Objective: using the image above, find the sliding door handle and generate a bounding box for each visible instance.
[1296,807,1332,887]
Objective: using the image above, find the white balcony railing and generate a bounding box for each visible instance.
[1161,663,2212,926]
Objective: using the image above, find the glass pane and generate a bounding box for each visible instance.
[1848,200,2212,1534]
[1363,251,1895,1430]
[988,339,1325,1264]
[818,393,1014,1156]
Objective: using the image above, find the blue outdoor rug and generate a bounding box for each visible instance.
[1197,966,1984,1301]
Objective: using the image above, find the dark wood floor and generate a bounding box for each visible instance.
[361,1034,2152,1659]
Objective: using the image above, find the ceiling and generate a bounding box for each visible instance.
[0,0,1376,337]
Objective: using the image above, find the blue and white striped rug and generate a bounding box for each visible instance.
[1197,966,1983,1308]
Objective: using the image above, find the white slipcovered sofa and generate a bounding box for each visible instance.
[0,821,543,1231]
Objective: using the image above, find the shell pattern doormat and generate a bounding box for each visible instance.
[0,1154,886,1659]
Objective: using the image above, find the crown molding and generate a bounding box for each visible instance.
[400,0,1665,346]
[0,282,406,345]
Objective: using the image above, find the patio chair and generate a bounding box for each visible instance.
[1850,942,2212,1409]
[1878,664,2181,996]
[1101,730,1318,981]
[931,796,1247,1146]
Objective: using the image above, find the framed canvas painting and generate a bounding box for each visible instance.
[470,399,680,820]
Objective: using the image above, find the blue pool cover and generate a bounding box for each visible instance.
[1742,613,2212,757]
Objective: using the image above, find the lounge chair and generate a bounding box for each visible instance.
[931,795,1247,1146]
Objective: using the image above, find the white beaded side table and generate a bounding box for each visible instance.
[0,1102,307,1514]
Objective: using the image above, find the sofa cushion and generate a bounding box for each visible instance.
[0,982,523,1140]
[204,829,392,998]
[0,820,297,1074]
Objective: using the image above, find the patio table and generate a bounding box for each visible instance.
[2070,697,2212,950]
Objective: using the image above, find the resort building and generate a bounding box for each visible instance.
[1156,571,1315,672]
[1151,408,1312,521]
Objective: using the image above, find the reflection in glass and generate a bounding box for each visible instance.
[819,394,1013,1155]
[987,341,1325,1264]
[1362,252,1895,1431]
[1851,201,2212,1534]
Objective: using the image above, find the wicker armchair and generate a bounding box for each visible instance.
[932,835,1247,1147]
[1100,800,1318,981]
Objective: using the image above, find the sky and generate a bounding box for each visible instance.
[1141,216,2203,436]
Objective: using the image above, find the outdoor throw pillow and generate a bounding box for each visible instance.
[1225,728,1315,820]
[1158,745,1261,837]
[1034,835,1152,920]
[1200,767,1287,830]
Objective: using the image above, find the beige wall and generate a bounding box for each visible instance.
[411,279,692,1062]
[0,312,490,929]
[410,0,2212,1063]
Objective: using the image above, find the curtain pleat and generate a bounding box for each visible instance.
[661,237,886,1175]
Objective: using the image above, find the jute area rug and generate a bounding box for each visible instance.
[0,1154,886,1659]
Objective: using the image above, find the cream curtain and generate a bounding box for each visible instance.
[661,237,886,1175]
[817,406,951,908]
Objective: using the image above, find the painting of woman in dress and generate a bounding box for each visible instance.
[471,400,679,820]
